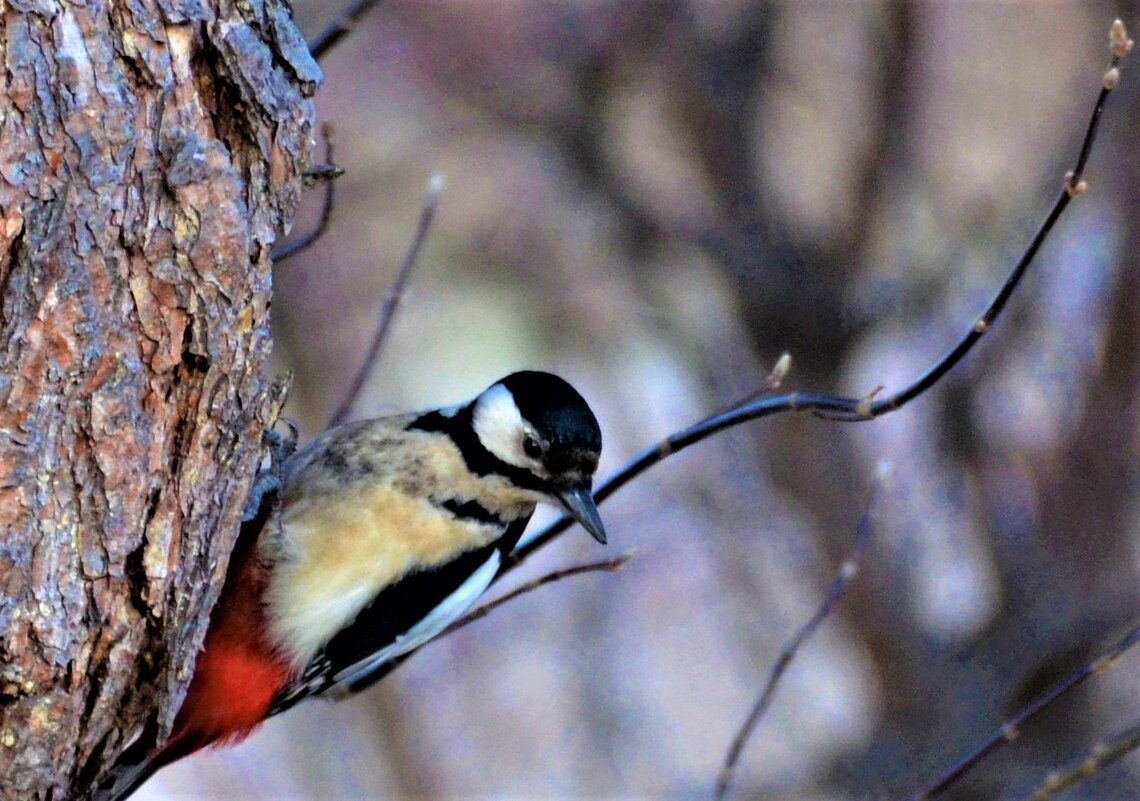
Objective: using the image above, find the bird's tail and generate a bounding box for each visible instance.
[93,755,161,801]
[91,730,196,801]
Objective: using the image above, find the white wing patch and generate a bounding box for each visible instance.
[325,550,502,696]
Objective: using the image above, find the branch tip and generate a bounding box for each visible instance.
[1110,19,1133,59]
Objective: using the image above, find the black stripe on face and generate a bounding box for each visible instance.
[409,406,547,492]
[407,409,453,435]
[440,498,506,527]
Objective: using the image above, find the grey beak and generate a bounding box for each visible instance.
[556,484,608,544]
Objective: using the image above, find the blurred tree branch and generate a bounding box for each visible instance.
[509,28,1127,567]
[903,619,1140,801]
[1016,718,1140,801]
[326,173,443,427]
[308,0,386,61]
[716,472,882,800]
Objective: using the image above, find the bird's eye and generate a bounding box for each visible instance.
[522,435,543,459]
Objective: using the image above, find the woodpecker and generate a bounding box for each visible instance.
[99,371,605,800]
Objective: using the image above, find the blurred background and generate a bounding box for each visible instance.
[143,2,1140,799]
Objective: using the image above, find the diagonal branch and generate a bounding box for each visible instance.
[443,552,633,638]
[898,620,1140,801]
[350,554,633,692]
[1013,717,1140,801]
[327,173,444,428]
[308,0,386,62]
[501,22,1130,580]
[714,470,882,800]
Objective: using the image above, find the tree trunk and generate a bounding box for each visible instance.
[0,2,319,798]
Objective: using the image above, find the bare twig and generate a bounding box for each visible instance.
[499,22,1128,581]
[308,0,386,62]
[326,173,444,428]
[1014,718,1140,801]
[443,552,633,637]
[714,468,883,800]
[350,553,633,691]
[899,622,1140,801]
[272,124,340,264]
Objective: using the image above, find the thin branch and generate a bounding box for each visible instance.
[443,552,633,638]
[326,173,444,428]
[847,19,1131,419]
[308,0,386,62]
[714,470,883,800]
[499,22,1129,581]
[1014,718,1140,801]
[899,622,1140,801]
[272,124,340,264]
[351,554,633,692]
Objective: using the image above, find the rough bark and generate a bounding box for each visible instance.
[0,2,319,798]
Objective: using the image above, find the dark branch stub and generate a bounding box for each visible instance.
[272,124,341,264]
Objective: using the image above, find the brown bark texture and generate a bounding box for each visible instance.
[0,2,318,799]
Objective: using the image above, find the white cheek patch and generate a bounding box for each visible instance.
[471,384,531,468]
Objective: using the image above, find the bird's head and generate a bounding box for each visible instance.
[470,371,607,544]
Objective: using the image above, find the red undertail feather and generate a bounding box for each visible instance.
[160,531,293,763]
[97,527,293,801]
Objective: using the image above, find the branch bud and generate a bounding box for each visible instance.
[1110,19,1133,59]
[766,352,792,389]
[1063,171,1088,197]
